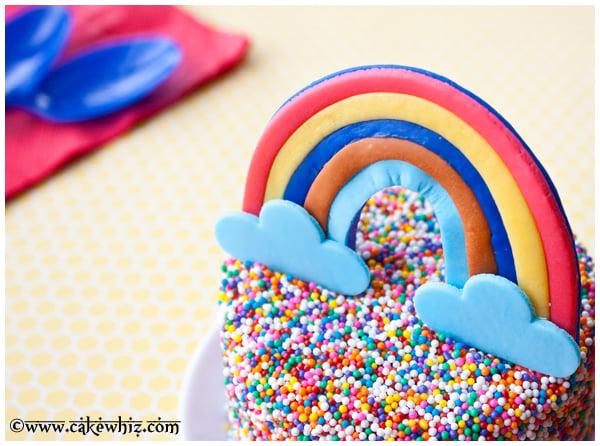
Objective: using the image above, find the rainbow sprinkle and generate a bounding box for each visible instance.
[218,187,595,440]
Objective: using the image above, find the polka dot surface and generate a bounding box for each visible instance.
[5,6,593,440]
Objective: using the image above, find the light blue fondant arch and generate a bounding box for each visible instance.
[328,159,468,287]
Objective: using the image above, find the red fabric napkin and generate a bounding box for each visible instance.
[5,5,249,199]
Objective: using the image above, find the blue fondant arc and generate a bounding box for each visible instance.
[329,160,468,287]
[282,119,517,283]
[347,208,362,251]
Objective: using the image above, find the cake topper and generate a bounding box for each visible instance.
[215,65,581,377]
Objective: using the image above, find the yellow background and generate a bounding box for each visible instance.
[5,6,594,440]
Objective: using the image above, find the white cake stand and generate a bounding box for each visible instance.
[179,313,229,440]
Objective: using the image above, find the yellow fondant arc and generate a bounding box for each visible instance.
[263,92,549,317]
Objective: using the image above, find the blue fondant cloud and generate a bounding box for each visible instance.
[414,274,580,377]
[215,199,370,295]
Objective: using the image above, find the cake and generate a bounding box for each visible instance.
[213,65,595,440]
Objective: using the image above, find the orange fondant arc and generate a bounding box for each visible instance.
[304,138,498,277]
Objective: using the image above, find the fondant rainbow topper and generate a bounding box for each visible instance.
[216,65,581,377]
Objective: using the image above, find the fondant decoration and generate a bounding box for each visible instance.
[326,159,468,287]
[414,274,580,378]
[240,65,579,339]
[256,92,548,317]
[215,199,370,295]
[302,134,498,278]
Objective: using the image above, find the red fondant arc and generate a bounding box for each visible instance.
[241,66,579,338]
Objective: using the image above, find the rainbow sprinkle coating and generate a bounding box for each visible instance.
[218,187,595,440]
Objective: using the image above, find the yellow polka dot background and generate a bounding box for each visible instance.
[5,6,594,441]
